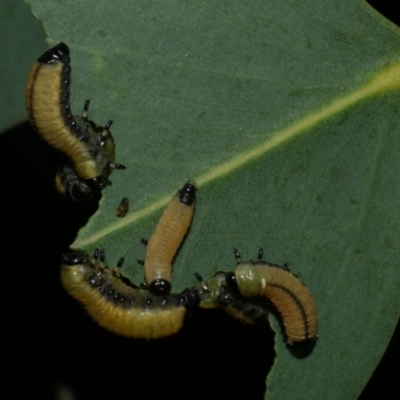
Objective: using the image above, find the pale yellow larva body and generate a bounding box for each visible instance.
[61,252,198,339]
[235,262,318,344]
[144,182,196,294]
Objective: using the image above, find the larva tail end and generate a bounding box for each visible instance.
[56,164,97,203]
[287,338,317,358]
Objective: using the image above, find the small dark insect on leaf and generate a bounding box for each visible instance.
[116,197,129,217]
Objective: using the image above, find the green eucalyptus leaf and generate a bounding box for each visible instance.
[26,1,400,399]
[0,0,46,132]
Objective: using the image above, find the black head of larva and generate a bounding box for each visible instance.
[38,42,70,64]
[149,279,172,296]
[57,164,102,203]
[178,181,196,205]
[87,175,112,191]
[69,181,96,203]
[62,252,88,266]
[180,287,201,310]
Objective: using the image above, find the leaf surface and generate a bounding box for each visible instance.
[0,0,46,132]
[26,1,400,399]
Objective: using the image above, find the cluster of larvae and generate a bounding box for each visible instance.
[61,182,318,353]
[26,43,318,354]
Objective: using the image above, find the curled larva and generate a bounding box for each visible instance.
[229,248,318,349]
[141,181,196,295]
[195,271,269,325]
[25,42,125,202]
[60,250,199,339]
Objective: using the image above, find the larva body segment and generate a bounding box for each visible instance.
[144,182,196,294]
[25,43,96,178]
[25,42,124,202]
[235,260,318,345]
[61,252,198,339]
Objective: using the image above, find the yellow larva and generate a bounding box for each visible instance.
[25,42,124,202]
[231,249,318,348]
[60,251,199,339]
[143,182,196,295]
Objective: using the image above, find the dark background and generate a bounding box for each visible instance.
[1,1,399,399]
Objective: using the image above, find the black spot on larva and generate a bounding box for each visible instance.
[160,297,168,306]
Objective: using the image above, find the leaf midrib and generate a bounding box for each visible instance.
[73,61,400,248]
